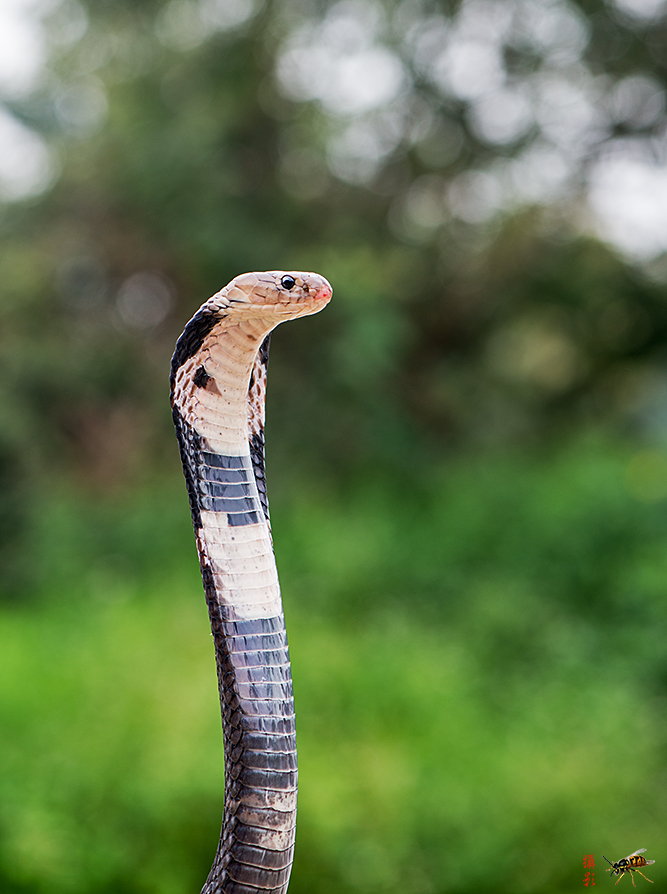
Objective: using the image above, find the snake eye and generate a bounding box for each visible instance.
[281,275,296,290]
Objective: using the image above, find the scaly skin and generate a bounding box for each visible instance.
[170,271,332,894]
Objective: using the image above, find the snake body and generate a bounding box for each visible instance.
[170,271,332,893]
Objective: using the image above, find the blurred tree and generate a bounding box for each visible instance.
[1,0,667,576]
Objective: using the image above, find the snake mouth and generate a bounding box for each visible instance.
[255,284,332,318]
[289,284,332,312]
[313,284,333,304]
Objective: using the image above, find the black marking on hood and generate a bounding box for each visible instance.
[250,430,269,522]
[170,309,223,386]
[172,405,203,529]
[258,332,271,368]
[249,334,271,522]
[193,365,211,389]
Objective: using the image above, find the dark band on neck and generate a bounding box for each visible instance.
[170,309,224,385]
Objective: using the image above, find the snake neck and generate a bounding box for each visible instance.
[172,318,270,454]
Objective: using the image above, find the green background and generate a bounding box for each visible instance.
[1,0,667,890]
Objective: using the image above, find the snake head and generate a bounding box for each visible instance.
[216,270,332,320]
[170,270,332,391]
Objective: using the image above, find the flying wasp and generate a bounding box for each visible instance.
[603,849,655,886]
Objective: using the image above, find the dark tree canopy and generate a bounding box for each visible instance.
[1,0,667,494]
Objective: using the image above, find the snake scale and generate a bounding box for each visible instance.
[170,271,332,893]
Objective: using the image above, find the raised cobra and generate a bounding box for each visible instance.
[170,271,332,893]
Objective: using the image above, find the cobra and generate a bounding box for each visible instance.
[170,271,332,893]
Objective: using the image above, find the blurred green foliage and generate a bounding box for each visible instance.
[1,440,667,892]
[2,0,667,890]
[2,0,667,514]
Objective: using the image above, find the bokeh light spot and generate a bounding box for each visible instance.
[115,272,175,330]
